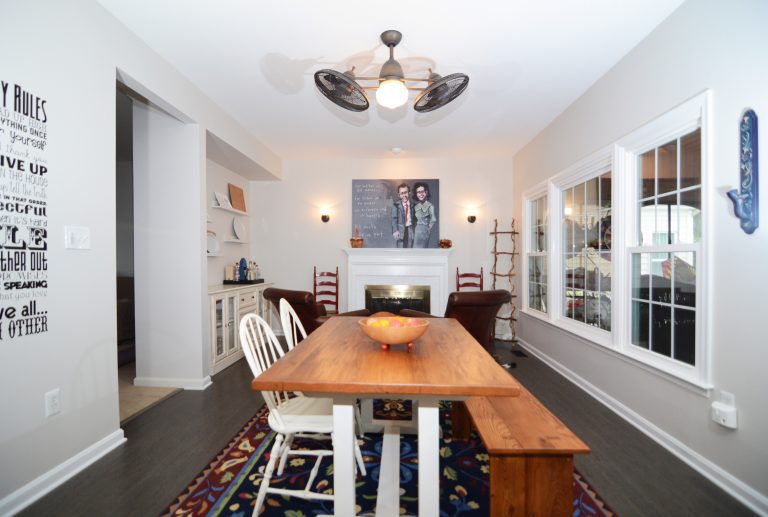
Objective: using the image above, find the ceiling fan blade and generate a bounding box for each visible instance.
[314,69,369,112]
[413,73,469,113]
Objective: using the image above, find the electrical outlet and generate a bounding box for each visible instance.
[711,391,738,430]
[45,388,61,417]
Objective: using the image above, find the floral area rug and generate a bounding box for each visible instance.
[162,404,615,516]
[372,398,413,421]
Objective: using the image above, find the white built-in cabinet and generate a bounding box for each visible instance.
[208,282,272,374]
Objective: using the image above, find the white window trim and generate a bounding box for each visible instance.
[615,90,711,387]
[519,90,712,389]
[522,181,549,321]
[549,147,615,349]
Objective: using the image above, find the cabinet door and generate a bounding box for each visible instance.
[226,294,237,355]
[211,295,227,363]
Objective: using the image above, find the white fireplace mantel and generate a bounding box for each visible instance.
[344,248,452,316]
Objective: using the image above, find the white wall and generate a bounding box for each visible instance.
[206,161,251,284]
[132,103,209,389]
[513,0,768,511]
[0,0,280,511]
[250,157,515,312]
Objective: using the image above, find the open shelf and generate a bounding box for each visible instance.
[211,204,248,216]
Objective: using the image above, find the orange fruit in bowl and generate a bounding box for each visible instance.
[358,316,429,347]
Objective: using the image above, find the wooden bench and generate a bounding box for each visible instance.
[454,387,590,516]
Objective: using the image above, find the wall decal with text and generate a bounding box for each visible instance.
[0,79,49,341]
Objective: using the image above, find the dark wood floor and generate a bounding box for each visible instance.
[21,343,754,516]
[20,357,264,517]
[495,343,755,517]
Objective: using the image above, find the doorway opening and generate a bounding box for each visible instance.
[115,85,179,422]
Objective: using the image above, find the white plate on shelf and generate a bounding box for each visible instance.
[214,191,231,208]
[233,219,246,240]
[207,234,220,254]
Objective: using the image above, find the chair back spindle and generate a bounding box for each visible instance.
[239,313,291,425]
[280,298,308,350]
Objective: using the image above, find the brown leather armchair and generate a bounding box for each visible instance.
[400,289,512,354]
[262,287,370,337]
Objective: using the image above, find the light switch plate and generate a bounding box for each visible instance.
[64,226,91,249]
[45,388,61,417]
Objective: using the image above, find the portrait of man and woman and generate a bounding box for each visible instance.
[351,179,440,249]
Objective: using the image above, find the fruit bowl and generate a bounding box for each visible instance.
[358,316,430,351]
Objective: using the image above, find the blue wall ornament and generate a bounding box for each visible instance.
[727,109,759,234]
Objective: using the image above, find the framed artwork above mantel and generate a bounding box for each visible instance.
[352,179,440,248]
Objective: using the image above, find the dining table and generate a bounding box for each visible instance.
[250,315,521,516]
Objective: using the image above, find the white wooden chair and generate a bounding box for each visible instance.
[279,298,365,438]
[239,313,366,515]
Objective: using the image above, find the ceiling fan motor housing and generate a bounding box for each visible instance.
[379,57,404,81]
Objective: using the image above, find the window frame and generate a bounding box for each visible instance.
[522,182,549,320]
[615,91,710,386]
[520,91,711,388]
[550,148,615,349]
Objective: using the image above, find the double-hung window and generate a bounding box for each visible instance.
[526,193,548,314]
[630,129,701,366]
[617,92,708,383]
[522,92,709,385]
[561,171,612,332]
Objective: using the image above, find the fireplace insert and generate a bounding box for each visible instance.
[364,284,431,315]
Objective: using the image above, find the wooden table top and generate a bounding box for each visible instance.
[251,316,521,398]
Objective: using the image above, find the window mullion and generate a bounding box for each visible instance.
[549,181,562,320]
[612,144,632,353]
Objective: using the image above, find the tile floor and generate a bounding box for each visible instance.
[118,362,180,423]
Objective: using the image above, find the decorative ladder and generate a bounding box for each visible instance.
[490,219,518,342]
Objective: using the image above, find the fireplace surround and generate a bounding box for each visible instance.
[345,248,451,316]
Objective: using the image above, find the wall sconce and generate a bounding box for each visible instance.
[467,215,477,223]
[321,214,330,223]
[466,208,478,223]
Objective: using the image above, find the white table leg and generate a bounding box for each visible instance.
[418,401,440,517]
[374,424,401,517]
[333,401,356,516]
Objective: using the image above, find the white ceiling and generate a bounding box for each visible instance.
[99,0,684,161]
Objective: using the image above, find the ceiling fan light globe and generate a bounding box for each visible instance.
[376,79,408,109]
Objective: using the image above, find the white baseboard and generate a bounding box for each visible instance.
[134,375,212,390]
[517,339,768,516]
[0,429,126,516]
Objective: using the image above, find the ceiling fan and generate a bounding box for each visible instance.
[314,30,469,113]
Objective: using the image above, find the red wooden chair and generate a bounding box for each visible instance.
[313,266,339,314]
[456,267,483,291]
